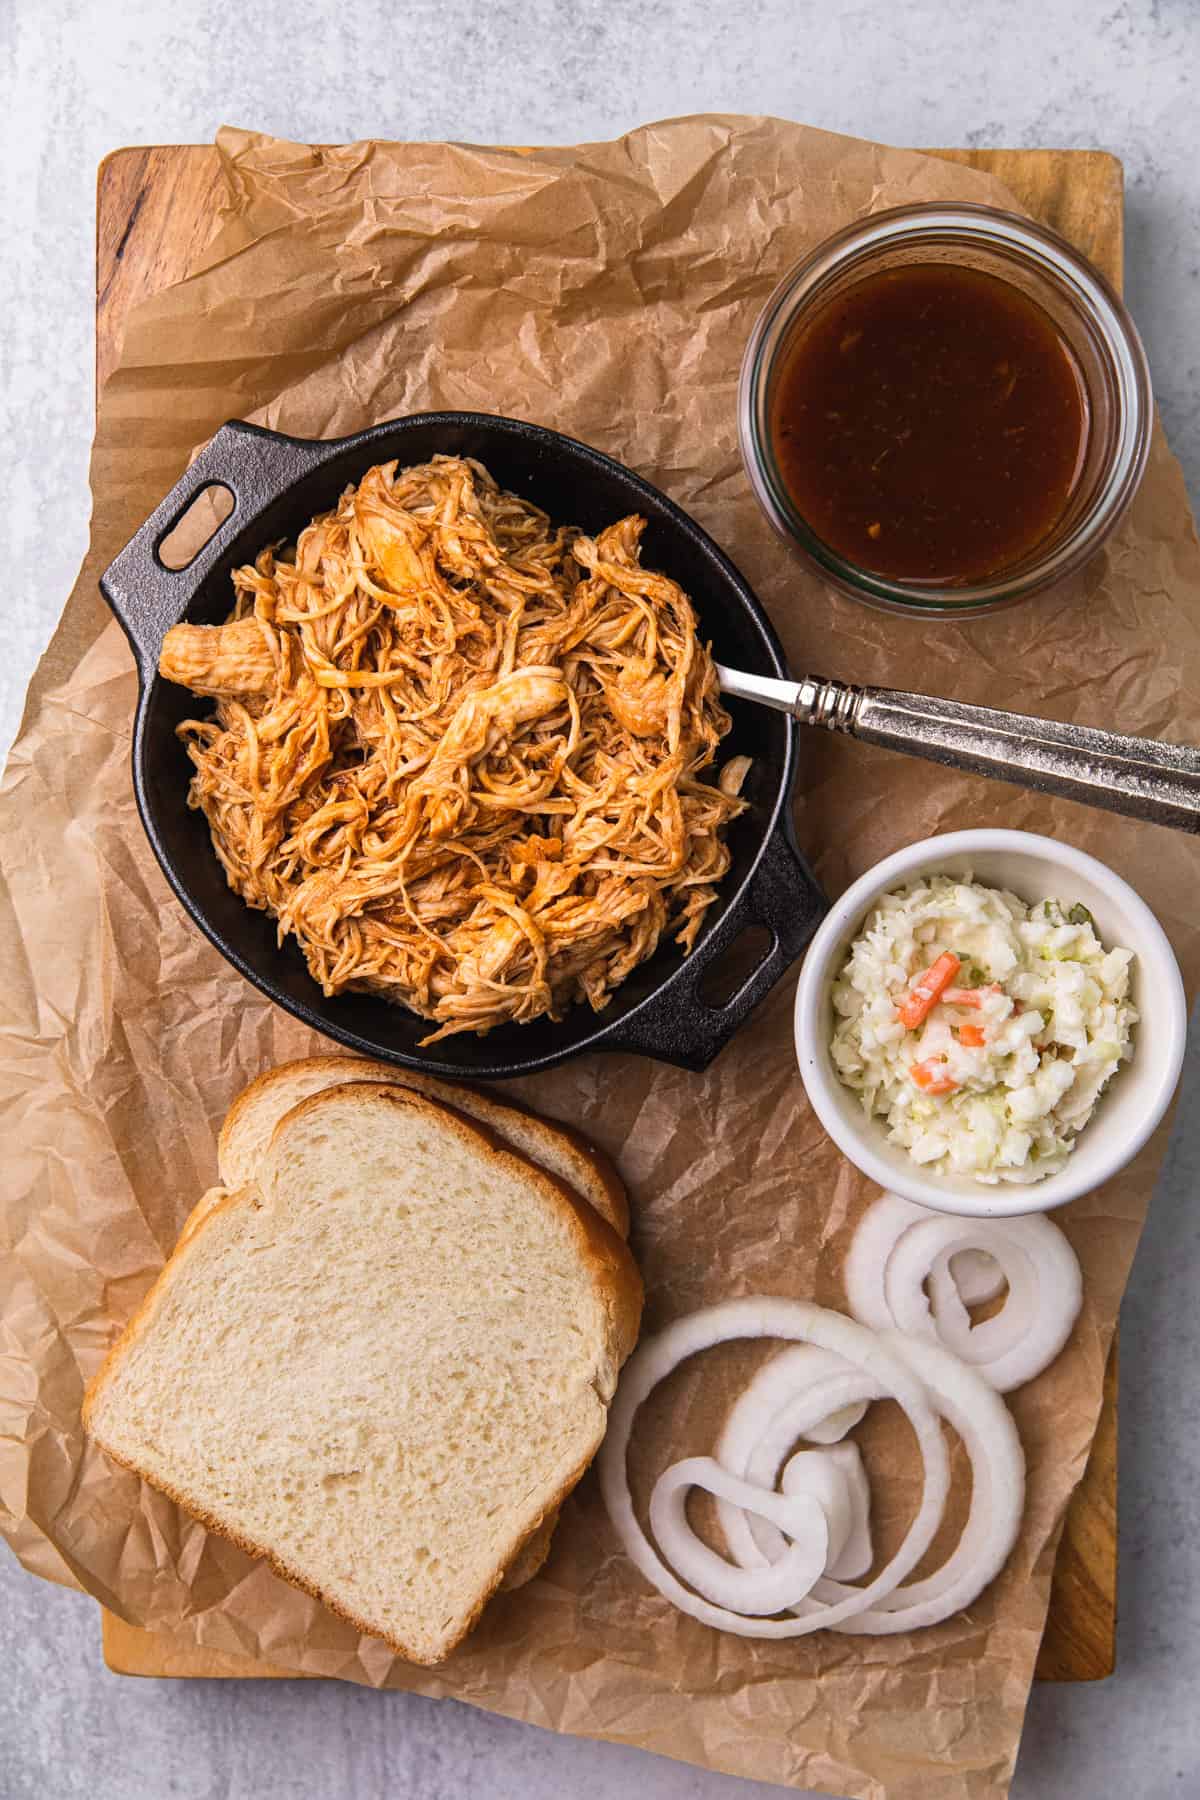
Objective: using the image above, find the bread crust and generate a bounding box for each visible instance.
[218,1061,630,1591]
[219,1055,629,1238]
[89,1413,606,1664]
[83,1183,250,1431]
[85,1082,642,1665]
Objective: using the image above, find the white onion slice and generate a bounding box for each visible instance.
[598,1297,950,1637]
[843,1193,926,1331]
[804,1400,872,1445]
[832,1332,1025,1632]
[887,1224,1038,1367]
[715,1345,873,1463]
[950,1248,1005,1306]
[844,1190,1007,1316]
[714,1334,1024,1632]
[783,1444,873,1581]
[846,1194,1082,1392]
[649,1456,830,1612]
[714,1345,882,1580]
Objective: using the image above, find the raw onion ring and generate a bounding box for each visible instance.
[779,1444,872,1580]
[715,1332,1024,1631]
[951,1248,1006,1306]
[846,1196,1006,1315]
[774,1443,873,1581]
[844,1192,932,1332]
[598,1297,950,1637]
[648,1457,830,1612]
[836,1332,1025,1632]
[714,1346,882,1583]
[846,1193,1082,1392]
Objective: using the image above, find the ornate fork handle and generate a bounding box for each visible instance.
[715,666,1200,834]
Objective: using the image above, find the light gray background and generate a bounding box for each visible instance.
[2,2,1198,1796]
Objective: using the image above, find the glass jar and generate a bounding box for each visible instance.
[738,203,1153,617]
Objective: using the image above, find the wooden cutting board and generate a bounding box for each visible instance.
[93,141,1122,1686]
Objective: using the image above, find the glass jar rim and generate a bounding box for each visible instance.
[738,202,1153,616]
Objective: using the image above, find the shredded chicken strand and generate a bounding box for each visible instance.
[159,455,748,1041]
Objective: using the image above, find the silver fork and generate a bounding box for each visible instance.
[715,666,1200,834]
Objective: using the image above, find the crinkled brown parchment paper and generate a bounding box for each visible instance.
[3,117,1200,1800]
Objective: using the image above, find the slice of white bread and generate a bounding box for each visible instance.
[219,1056,629,1239]
[84,1084,642,1665]
[219,1057,629,1595]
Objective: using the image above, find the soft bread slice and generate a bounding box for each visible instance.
[220,1058,628,1597]
[173,1185,557,1595]
[85,1084,642,1665]
[219,1056,628,1238]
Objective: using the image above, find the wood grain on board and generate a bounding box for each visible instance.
[93,142,1122,1686]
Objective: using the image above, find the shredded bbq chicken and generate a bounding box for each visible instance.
[159,456,747,1041]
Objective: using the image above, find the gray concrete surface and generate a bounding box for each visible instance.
[2,2,1199,1796]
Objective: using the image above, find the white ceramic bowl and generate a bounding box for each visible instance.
[793,830,1187,1216]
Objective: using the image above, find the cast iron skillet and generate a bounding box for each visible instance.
[100,414,826,1078]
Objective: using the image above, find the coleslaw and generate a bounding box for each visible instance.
[830,873,1137,1183]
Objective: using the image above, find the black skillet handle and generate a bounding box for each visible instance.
[99,421,332,677]
[604,823,827,1073]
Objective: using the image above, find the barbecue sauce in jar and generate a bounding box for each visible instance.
[769,263,1088,583]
